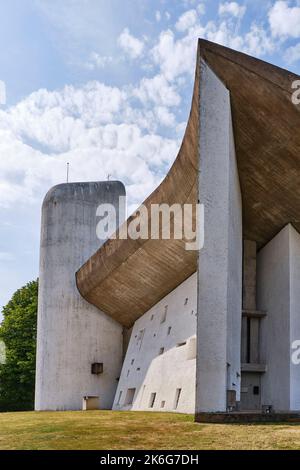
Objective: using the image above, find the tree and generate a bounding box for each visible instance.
[0,280,38,411]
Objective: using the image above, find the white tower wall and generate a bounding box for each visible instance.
[35,181,125,411]
[196,60,243,413]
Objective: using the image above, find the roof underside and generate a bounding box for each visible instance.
[76,39,300,327]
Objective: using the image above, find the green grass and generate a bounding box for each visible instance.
[1,410,300,450]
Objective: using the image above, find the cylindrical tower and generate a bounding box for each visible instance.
[35,181,125,410]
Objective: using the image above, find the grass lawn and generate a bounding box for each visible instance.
[1,410,300,450]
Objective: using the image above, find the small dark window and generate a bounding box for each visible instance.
[253,386,260,395]
[159,347,164,355]
[184,298,188,305]
[91,363,103,375]
[174,388,182,409]
[167,326,172,335]
[149,392,156,408]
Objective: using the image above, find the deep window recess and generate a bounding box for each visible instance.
[159,347,164,355]
[117,391,122,405]
[174,388,182,409]
[136,329,145,350]
[149,392,156,408]
[124,388,136,405]
[161,306,168,324]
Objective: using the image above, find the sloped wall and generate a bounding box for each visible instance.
[113,273,197,414]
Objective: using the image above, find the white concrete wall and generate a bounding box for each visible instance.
[113,273,197,414]
[257,225,291,411]
[196,60,243,413]
[257,224,300,411]
[35,182,124,411]
[289,226,300,410]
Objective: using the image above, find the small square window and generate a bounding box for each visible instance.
[253,386,260,395]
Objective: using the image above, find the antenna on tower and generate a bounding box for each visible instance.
[66,162,70,183]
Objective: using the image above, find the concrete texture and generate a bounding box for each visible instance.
[113,274,197,414]
[196,60,242,413]
[35,181,125,411]
[257,224,292,410]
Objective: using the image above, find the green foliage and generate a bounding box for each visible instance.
[0,280,38,411]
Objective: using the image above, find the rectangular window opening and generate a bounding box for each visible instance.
[124,388,136,406]
[117,390,122,405]
[149,392,156,408]
[174,388,182,409]
[161,306,168,324]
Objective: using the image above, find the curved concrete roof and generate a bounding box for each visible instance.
[76,39,300,327]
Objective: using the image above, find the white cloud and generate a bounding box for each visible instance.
[154,106,176,127]
[155,11,161,22]
[269,1,300,38]
[175,9,198,32]
[197,4,206,15]
[151,29,201,81]
[219,2,246,18]
[118,28,144,59]
[84,52,113,70]
[0,81,6,105]
[0,76,181,210]
[133,74,181,107]
[285,42,300,63]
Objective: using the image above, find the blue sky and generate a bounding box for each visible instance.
[1,0,300,319]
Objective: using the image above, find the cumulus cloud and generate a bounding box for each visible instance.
[175,9,198,32]
[118,28,144,59]
[0,76,181,210]
[155,11,161,22]
[284,42,300,63]
[219,2,246,18]
[84,52,114,70]
[269,1,300,38]
[133,74,181,107]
